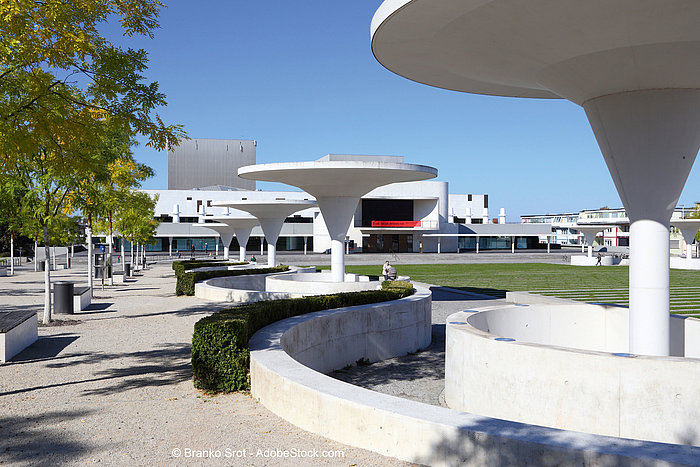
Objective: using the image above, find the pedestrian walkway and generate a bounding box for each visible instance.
[0,263,410,466]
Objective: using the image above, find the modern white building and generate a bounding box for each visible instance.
[138,144,551,255]
[523,207,697,254]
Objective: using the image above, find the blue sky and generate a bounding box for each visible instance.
[112,0,699,220]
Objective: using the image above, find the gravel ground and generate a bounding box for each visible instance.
[0,262,415,467]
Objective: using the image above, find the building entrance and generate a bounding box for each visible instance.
[363,234,413,253]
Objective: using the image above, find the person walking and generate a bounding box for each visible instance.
[382,260,391,280]
[596,252,602,266]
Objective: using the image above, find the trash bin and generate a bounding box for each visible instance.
[54,281,74,315]
[124,263,131,277]
[95,265,102,279]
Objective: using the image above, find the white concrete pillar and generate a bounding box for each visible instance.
[687,242,694,260]
[34,241,38,272]
[437,237,441,254]
[629,220,670,356]
[346,239,349,255]
[71,244,74,257]
[583,89,700,356]
[172,204,180,223]
[258,218,286,268]
[511,236,515,254]
[587,244,593,258]
[260,240,264,256]
[316,196,360,283]
[169,237,173,257]
[304,237,308,255]
[547,236,551,254]
[233,226,253,263]
[476,236,479,254]
[9,234,13,276]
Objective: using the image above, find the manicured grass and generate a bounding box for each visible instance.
[322,263,700,315]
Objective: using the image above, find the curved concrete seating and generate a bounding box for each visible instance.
[194,266,315,303]
[249,287,699,465]
[446,293,700,447]
[265,271,379,295]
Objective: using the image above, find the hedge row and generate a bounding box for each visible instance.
[171,259,245,275]
[192,287,415,393]
[175,265,290,296]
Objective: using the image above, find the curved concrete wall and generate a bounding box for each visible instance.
[249,287,700,465]
[194,267,315,303]
[265,272,379,295]
[445,301,700,446]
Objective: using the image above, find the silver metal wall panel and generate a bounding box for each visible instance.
[168,138,256,190]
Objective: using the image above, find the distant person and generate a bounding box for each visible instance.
[204,243,208,255]
[251,255,256,263]
[596,252,602,266]
[382,260,391,280]
[191,244,195,257]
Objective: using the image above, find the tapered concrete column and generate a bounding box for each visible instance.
[584,90,700,356]
[169,236,173,257]
[303,237,308,255]
[672,220,700,261]
[511,236,515,254]
[233,227,254,262]
[476,236,479,254]
[317,197,360,282]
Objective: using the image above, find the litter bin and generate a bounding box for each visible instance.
[124,263,131,277]
[54,281,74,315]
[95,265,111,279]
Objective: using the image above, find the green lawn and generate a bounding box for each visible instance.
[322,263,700,317]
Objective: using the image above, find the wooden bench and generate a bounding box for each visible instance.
[0,310,38,362]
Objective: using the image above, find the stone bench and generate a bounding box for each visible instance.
[0,310,38,362]
[112,271,127,283]
[73,286,91,311]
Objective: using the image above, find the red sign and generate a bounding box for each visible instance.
[371,220,421,227]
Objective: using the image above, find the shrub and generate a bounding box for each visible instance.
[192,288,415,393]
[175,265,289,296]
[171,259,245,275]
[381,280,414,291]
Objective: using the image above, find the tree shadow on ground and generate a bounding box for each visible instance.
[1,343,192,397]
[0,410,95,466]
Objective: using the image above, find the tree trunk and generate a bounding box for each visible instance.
[108,214,114,286]
[43,224,51,324]
[87,225,93,296]
[10,232,14,276]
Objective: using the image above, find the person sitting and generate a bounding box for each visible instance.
[382,260,391,280]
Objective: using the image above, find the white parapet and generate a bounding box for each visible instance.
[249,286,699,465]
[445,297,700,447]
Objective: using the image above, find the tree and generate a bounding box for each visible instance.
[113,190,160,268]
[1,1,185,321]
[0,0,185,154]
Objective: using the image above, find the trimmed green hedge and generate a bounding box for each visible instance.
[171,259,246,275]
[192,288,415,393]
[175,265,290,296]
[381,280,414,291]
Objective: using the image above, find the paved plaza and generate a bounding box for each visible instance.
[0,259,414,466]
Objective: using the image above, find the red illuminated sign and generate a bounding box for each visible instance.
[370,221,421,227]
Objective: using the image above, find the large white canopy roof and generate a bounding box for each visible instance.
[213,199,317,219]
[238,160,437,198]
[371,0,700,104]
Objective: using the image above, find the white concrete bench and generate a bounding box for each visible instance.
[0,311,38,362]
[73,286,91,311]
[112,271,127,283]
